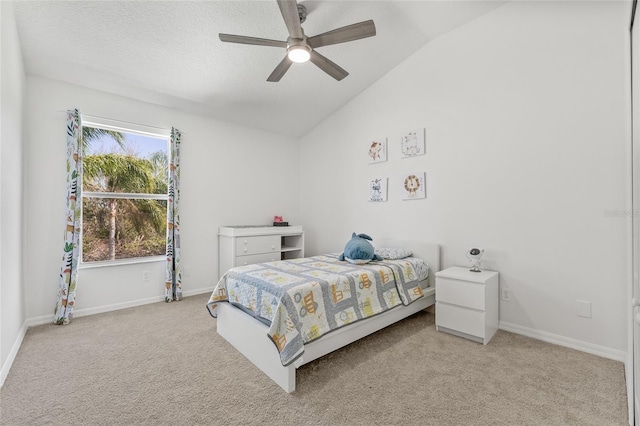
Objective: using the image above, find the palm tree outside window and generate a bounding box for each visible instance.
[81,123,169,263]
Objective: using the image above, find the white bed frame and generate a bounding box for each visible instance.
[215,240,441,393]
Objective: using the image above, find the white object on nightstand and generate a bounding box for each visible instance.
[218,225,304,279]
[435,266,499,344]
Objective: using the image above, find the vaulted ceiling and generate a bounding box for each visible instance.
[12,1,506,137]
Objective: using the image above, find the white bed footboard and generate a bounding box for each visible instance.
[215,241,440,393]
[217,302,296,392]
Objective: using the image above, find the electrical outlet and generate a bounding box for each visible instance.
[576,300,592,318]
[501,288,511,302]
[142,271,150,282]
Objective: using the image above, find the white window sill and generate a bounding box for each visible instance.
[79,256,165,269]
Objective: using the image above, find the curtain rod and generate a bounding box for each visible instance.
[58,110,182,134]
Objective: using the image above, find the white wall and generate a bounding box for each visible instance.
[6,0,631,374]
[299,1,630,358]
[1,1,27,385]
[24,76,300,323]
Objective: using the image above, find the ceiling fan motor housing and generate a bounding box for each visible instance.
[286,27,311,63]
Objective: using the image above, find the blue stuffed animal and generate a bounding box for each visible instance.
[338,232,383,264]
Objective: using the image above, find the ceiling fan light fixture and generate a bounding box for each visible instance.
[219,0,377,82]
[287,45,311,63]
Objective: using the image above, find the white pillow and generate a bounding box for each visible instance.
[345,257,371,265]
[375,248,413,260]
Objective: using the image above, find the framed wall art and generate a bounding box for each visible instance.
[369,177,388,202]
[368,138,387,164]
[400,128,425,158]
[401,172,426,200]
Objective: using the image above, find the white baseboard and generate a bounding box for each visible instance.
[182,286,214,298]
[1,320,27,388]
[25,296,163,327]
[500,321,627,362]
[26,287,215,327]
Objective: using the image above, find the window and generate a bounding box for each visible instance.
[81,121,169,264]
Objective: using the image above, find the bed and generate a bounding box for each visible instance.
[206,239,440,392]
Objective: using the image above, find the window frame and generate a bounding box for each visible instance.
[79,117,170,267]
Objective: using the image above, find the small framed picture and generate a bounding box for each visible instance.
[400,128,425,158]
[368,138,387,164]
[401,172,426,200]
[369,177,388,202]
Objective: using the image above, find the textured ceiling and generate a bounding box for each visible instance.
[12,0,506,137]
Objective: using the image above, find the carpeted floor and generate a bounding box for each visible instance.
[0,293,628,426]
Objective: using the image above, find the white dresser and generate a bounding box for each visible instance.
[218,225,304,279]
[435,266,499,344]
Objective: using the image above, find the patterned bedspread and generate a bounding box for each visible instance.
[206,254,429,366]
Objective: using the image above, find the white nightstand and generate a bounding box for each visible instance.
[435,266,499,344]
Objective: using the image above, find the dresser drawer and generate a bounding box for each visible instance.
[235,235,281,256]
[436,302,486,338]
[436,277,485,310]
[235,252,280,266]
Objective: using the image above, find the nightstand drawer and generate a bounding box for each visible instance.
[235,235,281,256]
[436,277,485,310]
[436,302,486,338]
[235,252,280,266]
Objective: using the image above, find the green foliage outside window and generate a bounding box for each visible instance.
[81,126,168,262]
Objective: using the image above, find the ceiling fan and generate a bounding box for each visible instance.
[219,0,376,82]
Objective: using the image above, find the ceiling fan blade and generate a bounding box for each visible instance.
[309,50,348,81]
[267,56,293,82]
[219,34,287,48]
[277,0,304,39]
[308,20,376,49]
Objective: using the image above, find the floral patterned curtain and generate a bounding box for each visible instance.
[165,128,182,302]
[54,109,82,325]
